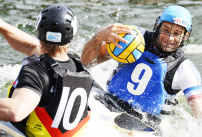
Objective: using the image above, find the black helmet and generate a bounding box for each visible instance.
[36,4,78,45]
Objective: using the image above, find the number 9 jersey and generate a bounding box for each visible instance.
[108,51,168,115]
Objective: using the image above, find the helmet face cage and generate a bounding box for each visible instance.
[36,4,78,45]
[153,5,192,52]
[155,22,188,52]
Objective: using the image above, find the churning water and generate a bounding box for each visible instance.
[0,0,202,137]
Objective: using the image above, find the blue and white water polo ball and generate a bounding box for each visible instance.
[106,25,145,64]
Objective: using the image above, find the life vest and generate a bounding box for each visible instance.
[108,51,167,115]
[7,54,93,137]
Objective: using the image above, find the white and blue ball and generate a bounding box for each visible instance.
[107,26,145,64]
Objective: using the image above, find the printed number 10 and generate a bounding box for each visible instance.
[51,87,87,130]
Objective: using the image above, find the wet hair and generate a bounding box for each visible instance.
[40,41,69,56]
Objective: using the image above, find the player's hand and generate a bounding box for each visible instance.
[96,23,132,49]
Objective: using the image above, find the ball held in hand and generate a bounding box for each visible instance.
[107,26,145,64]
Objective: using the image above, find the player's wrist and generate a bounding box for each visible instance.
[0,18,5,32]
[92,32,104,47]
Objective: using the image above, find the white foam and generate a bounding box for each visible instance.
[0,64,21,97]
[89,59,118,90]
[185,44,202,54]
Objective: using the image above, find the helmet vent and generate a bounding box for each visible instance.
[67,12,73,17]
[53,23,57,30]
[66,19,71,23]
[65,28,70,31]
[42,9,48,13]
[42,17,46,20]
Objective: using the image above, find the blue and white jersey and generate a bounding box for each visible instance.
[108,51,167,115]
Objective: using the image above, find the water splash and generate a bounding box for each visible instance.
[0,64,21,97]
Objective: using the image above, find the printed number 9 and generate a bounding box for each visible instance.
[127,63,152,95]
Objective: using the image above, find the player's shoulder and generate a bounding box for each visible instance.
[21,57,50,76]
[174,59,201,90]
[132,25,147,36]
[178,59,198,72]
[177,59,201,77]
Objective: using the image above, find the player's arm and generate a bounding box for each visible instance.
[81,34,110,69]
[81,23,132,68]
[188,97,202,118]
[176,60,202,119]
[183,86,202,118]
[0,18,42,56]
[0,88,40,122]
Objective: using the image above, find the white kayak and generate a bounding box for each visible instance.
[0,121,25,137]
[85,91,160,137]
